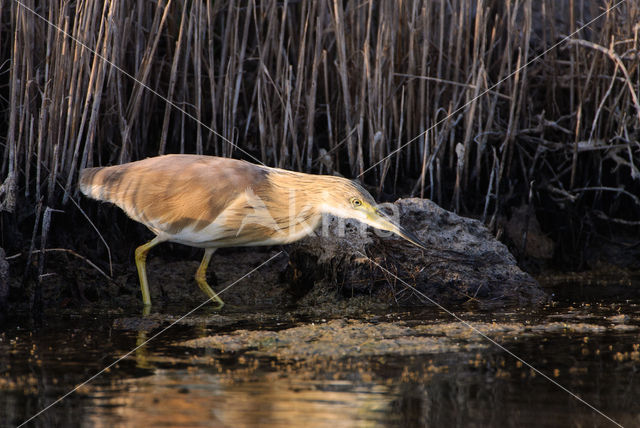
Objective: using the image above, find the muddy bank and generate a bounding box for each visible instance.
[5,248,291,312]
[8,207,546,312]
[4,198,546,312]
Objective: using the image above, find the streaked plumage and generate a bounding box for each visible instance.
[79,154,425,309]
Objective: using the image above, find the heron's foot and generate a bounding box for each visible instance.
[210,298,224,310]
[195,271,225,309]
[195,248,223,309]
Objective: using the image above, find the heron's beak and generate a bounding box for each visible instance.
[366,208,428,250]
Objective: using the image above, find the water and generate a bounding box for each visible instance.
[1,282,639,427]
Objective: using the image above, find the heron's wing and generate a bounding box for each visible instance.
[79,155,269,235]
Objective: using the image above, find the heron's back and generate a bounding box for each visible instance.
[79,155,269,236]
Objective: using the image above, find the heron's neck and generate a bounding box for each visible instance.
[264,170,350,225]
[256,170,325,232]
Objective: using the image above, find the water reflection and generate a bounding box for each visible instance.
[1,295,639,427]
[88,373,395,428]
[82,340,640,428]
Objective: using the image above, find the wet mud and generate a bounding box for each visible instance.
[178,316,639,360]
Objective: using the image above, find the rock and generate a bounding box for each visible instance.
[0,248,8,314]
[288,198,547,307]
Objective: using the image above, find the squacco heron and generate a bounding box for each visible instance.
[79,154,426,309]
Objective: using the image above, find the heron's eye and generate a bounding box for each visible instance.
[351,198,363,208]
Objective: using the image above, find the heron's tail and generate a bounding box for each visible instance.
[79,167,101,199]
[78,165,126,202]
[79,167,105,200]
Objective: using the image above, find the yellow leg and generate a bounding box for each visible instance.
[195,248,224,309]
[134,236,163,307]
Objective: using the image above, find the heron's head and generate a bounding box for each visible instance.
[320,177,427,250]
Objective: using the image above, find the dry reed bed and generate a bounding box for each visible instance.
[0,0,639,259]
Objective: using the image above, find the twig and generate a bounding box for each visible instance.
[30,248,112,281]
[572,186,640,207]
[568,38,640,123]
[393,73,510,100]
